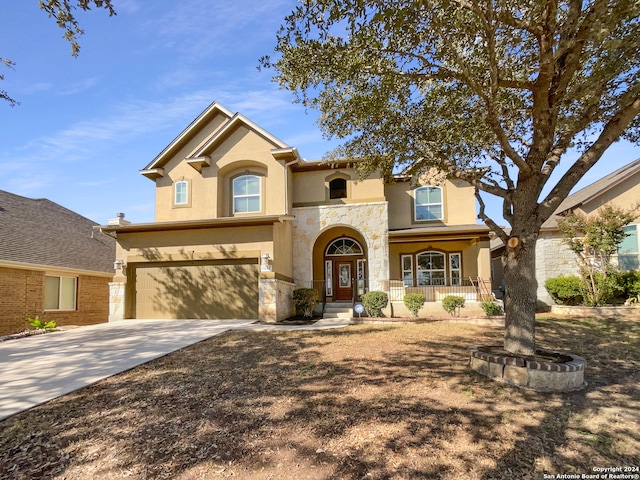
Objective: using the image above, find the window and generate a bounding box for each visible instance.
[44,275,77,310]
[233,175,261,213]
[329,178,347,199]
[618,224,639,270]
[416,251,446,285]
[401,255,413,286]
[450,253,462,286]
[174,180,188,205]
[415,186,443,221]
[326,238,363,255]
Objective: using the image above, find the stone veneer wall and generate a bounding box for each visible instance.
[259,277,295,323]
[292,202,389,291]
[109,282,125,321]
[536,232,579,305]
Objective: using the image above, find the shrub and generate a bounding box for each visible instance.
[403,293,425,316]
[581,270,624,306]
[544,275,583,305]
[28,317,56,330]
[362,291,388,317]
[620,270,640,301]
[442,295,465,316]
[480,300,504,316]
[292,288,320,318]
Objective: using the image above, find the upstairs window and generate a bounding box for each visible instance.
[415,186,443,221]
[45,275,77,310]
[233,175,261,213]
[329,178,347,199]
[174,180,189,205]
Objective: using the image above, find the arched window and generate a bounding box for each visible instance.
[329,178,347,199]
[326,238,363,256]
[416,251,446,285]
[174,180,189,205]
[414,186,443,221]
[233,175,261,213]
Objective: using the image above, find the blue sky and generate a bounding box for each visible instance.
[1,0,638,226]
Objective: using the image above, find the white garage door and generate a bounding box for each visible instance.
[134,261,258,319]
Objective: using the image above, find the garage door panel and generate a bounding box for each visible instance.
[135,263,258,319]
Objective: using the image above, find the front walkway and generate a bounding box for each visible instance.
[0,318,350,421]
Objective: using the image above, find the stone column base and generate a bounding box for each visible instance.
[259,277,295,324]
[108,282,126,322]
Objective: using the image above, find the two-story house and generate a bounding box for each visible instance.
[101,102,491,322]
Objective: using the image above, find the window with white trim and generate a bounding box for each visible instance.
[618,224,639,270]
[174,180,188,205]
[44,275,77,310]
[450,253,462,286]
[414,186,443,221]
[233,175,261,213]
[401,255,413,286]
[416,251,446,286]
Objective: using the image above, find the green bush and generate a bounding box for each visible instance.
[480,300,504,316]
[362,291,388,317]
[442,295,465,316]
[28,317,56,330]
[292,288,320,318]
[544,275,583,305]
[403,293,425,316]
[620,270,640,301]
[582,271,624,306]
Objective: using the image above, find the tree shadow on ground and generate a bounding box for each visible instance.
[0,320,638,479]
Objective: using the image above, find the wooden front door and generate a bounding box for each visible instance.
[334,261,353,301]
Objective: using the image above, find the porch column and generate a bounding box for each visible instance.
[109,261,126,322]
[258,273,295,323]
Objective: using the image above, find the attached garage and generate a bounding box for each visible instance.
[132,260,259,319]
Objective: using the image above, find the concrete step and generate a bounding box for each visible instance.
[323,302,353,319]
[322,311,353,319]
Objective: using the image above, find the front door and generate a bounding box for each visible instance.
[334,261,353,301]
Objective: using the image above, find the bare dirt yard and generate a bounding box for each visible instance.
[1,316,638,479]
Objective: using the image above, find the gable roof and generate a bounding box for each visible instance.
[0,190,116,274]
[542,157,640,229]
[141,102,292,178]
[143,101,234,171]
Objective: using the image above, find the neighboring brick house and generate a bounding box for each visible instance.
[492,158,640,307]
[101,102,491,322]
[0,191,116,335]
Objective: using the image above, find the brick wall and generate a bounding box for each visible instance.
[0,266,111,336]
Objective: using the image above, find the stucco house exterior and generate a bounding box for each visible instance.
[101,102,491,322]
[0,190,116,335]
[492,158,640,307]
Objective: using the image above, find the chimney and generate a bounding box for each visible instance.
[108,212,131,226]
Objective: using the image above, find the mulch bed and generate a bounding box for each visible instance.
[0,317,638,479]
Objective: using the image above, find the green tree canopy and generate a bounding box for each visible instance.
[1,0,116,106]
[263,0,640,355]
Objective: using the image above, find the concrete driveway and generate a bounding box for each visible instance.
[0,318,349,421]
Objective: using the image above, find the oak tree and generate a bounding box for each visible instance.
[1,0,116,106]
[262,0,640,355]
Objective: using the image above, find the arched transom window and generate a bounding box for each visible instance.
[326,238,363,256]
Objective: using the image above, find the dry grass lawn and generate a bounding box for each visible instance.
[1,316,638,479]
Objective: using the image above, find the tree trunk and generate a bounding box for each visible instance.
[502,232,539,356]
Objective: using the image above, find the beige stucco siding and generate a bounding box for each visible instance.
[292,169,385,206]
[388,239,490,280]
[386,179,477,230]
[154,126,289,222]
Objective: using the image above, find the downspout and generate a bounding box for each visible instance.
[284,158,299,216]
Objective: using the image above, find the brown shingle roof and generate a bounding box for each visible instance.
[542,157,640,229]
[0,190,115,274]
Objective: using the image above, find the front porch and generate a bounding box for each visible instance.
[300,277,494,318]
